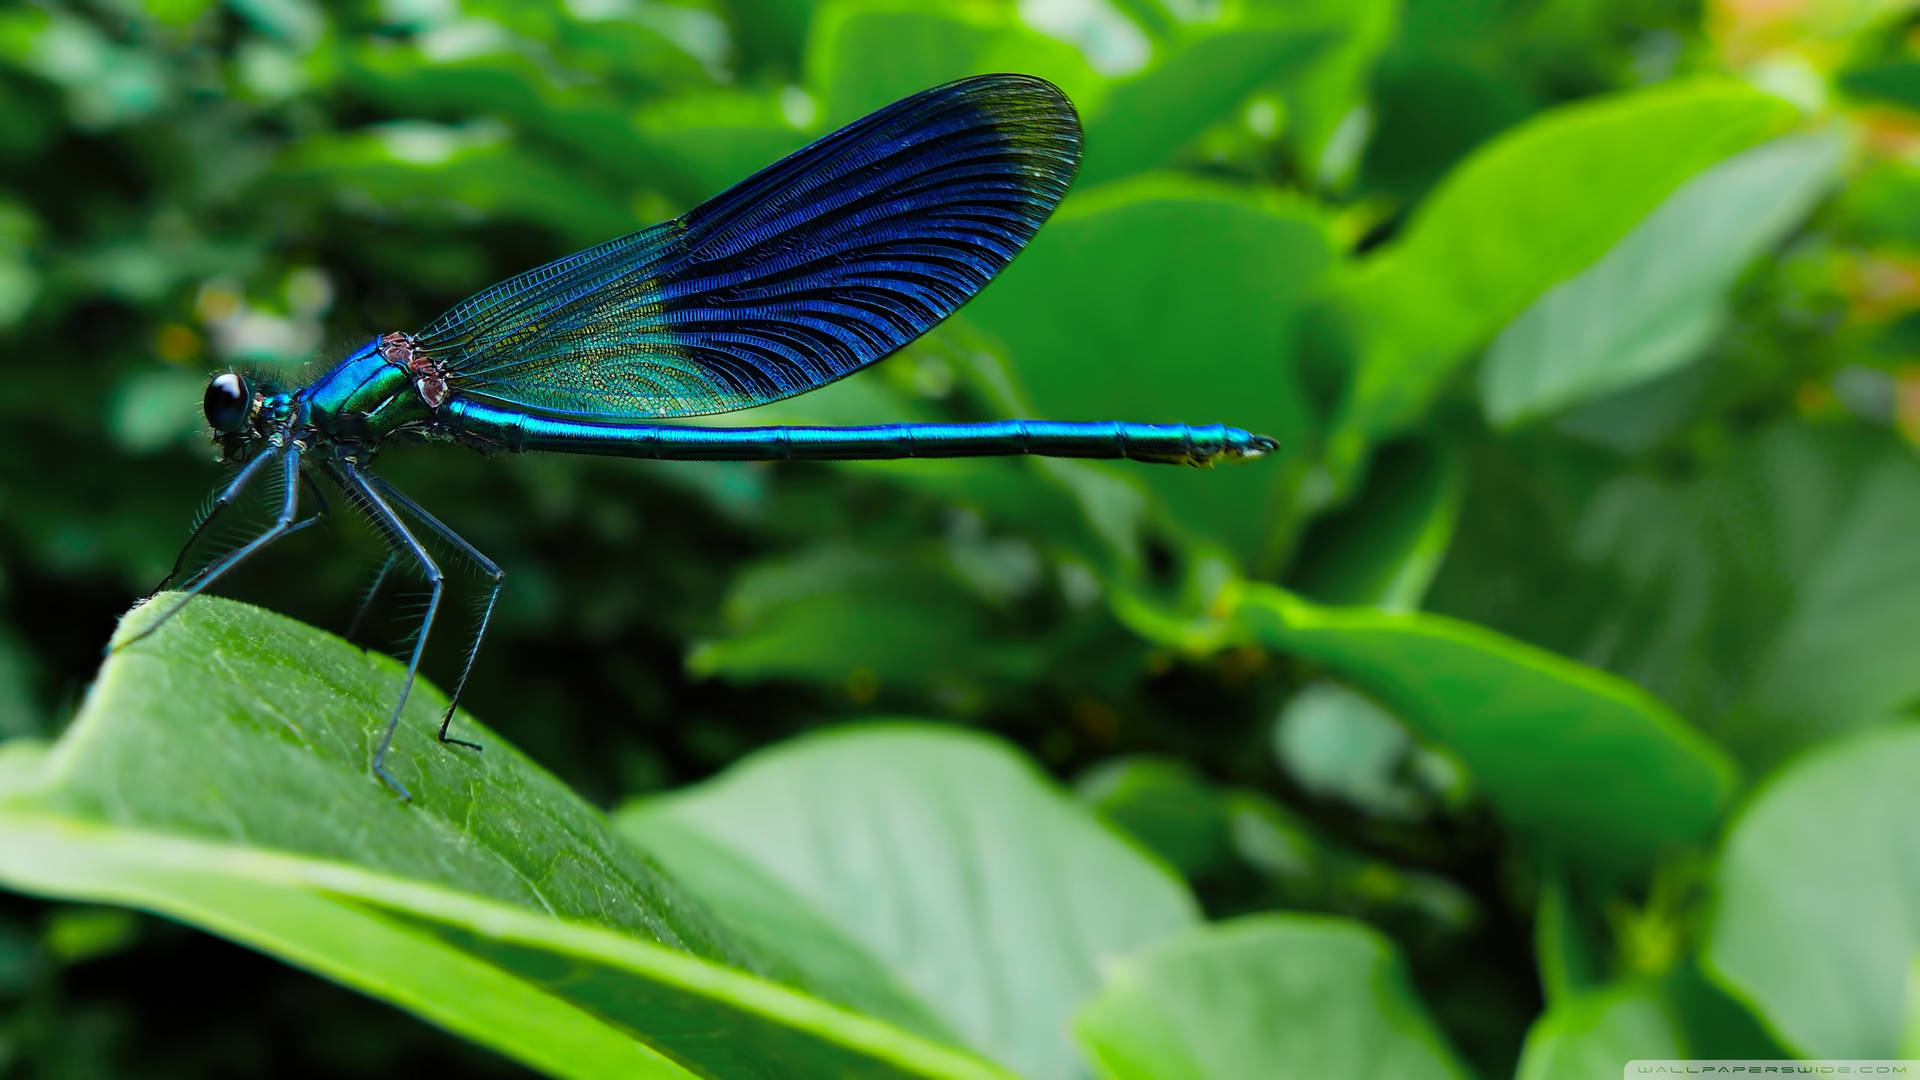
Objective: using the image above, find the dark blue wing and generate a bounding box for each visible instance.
[413,74,1082,419]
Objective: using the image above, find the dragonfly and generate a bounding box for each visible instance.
[124,74,1277,800]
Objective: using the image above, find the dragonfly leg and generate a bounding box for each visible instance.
[330,463,443,802]
[361,472,500,750]
[153,445,282,594]
[343,552,398,650]
[118,445,304,652]
[172,460,330,594]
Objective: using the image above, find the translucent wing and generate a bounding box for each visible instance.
[414,74,1082,419]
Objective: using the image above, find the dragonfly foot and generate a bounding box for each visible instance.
[374,762,413,802]
[437,709,483,752]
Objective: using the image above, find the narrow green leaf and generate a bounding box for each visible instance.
[618,724,1201,1080]
[1288,439,1463,610]
[1533,874,1604,1005]
[1481,130,1844,427]
[1840,60,1920,112]
[0,596,1019,1080]
[1230,582,1738,874]
[1705,725,1920,1058]
[1077,24,1334,187]
[1514,981,1685,1080]
[1072,914,1470,1080]
[1324,78,1798,445]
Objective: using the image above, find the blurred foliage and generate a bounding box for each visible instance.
[3,0,1920,1076]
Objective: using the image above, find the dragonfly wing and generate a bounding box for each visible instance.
[416,74,1081,420]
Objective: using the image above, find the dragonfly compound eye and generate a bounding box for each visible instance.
[203,372,252,434]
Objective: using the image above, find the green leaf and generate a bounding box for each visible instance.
[0,596,1018,1080]
[1457,422,1920,770]
[1533,874,1604,1005]
[1287,439,1463,610]
[1071,914,1470,1080]
[1706,725,1920,1058]
[1255,0,1395,178]
[1076,24,1334,188]
[631,87,813,205]
[618,724,1200,1080]
[1271,681,1432,821]
[1324,78,1798,447]
[965,177,1337,566]
[1229,582,1738,874]
[1480,130,1844,427]
[807,4,1331,190]
[1077,756,1235,877]
[1840,60,1920,112]
[1514,981,1685,1080]
[686,541,1044,701]
[270,123,636,246]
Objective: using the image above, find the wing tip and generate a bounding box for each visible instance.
[946,72,1083,155]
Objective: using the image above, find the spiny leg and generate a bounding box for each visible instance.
[329,462,443,801]
[344,552,398,649]
[362,472,501,750]
[152,445,282,594]
[118,444,304,652]
[171,457,332,595]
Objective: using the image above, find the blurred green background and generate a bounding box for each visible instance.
[3,0,1920,1076]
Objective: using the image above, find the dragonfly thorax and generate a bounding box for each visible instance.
[302,334,441,446]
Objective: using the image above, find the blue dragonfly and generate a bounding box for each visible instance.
[126,74,1276,799]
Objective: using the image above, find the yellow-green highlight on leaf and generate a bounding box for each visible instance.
[1225,582,1738,875]
[619,724,1202,1080]
[1705,725,1920,1059]
[1072,914,1470,1080]
[0,595,1023,1080]
[1320,77,1800,451]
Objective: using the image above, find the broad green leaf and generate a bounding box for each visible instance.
[1071,914,1470,1080]
[0,596,1018,1080]
[1287,439,1462,610]
[1229,582,1738,874]
[1514,981,1685,1080]
[1706,725,1920,1058]
[618,725,1200,1080]
[966,177,1337,566]
[1480,130,1844,427]
[1324,78,1797,447]
[1076,24,1334,187]
[1443,423,1920,770]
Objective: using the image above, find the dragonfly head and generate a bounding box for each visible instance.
[204,371,295,461]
